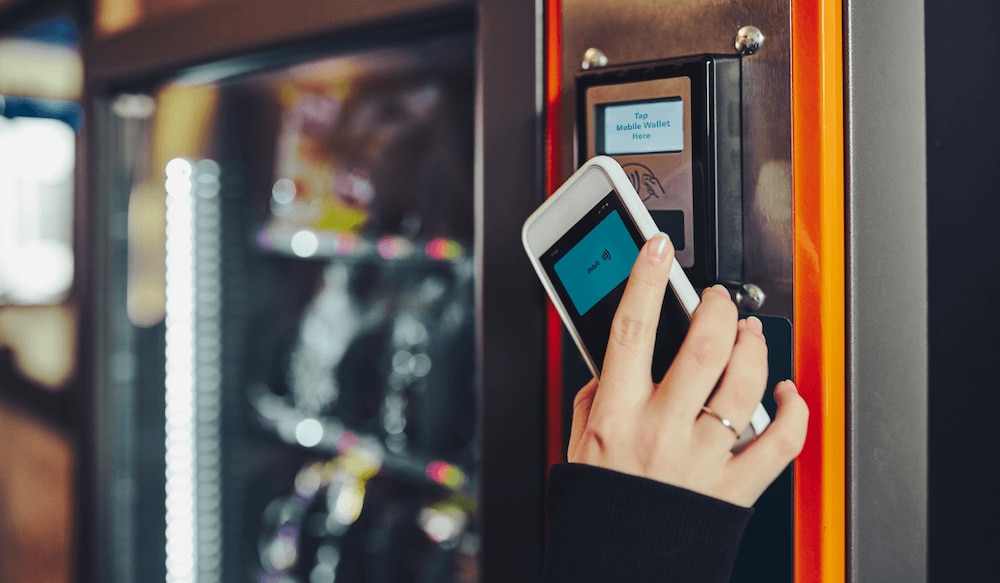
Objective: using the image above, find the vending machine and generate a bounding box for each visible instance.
[83,2,546,582]
[81,0,934,581]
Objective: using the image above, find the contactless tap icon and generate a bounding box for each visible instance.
[623,162,665,202]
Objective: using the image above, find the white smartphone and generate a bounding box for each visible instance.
[522,155,769,451]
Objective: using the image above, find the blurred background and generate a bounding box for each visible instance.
[1,0,998,582]
[0,1,537,582]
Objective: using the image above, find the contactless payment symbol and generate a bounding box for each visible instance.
[601,248,611,261]
[623,162,666,202]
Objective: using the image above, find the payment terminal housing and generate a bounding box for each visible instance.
[576,55,743,286]
[572,53,794,583]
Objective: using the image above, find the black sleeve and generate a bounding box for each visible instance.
[540,463,753,583]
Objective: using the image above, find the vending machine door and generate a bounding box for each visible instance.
[95,29,486,582]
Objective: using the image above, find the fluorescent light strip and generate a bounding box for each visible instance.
[164,158,223,583]
[165,157,196,583]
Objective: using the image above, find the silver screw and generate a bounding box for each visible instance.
[735,26,765,56]
[581,47,608,70]
[736,283,766,312]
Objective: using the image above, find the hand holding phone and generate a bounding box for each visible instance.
[522,157,807,503]
[522,156,696,381]
[566,235,808,507]
[522,156,770,451]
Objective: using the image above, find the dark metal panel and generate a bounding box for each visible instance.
[475,0,547,581]
[845,1,928,581]
[925,2,1000,580]
[86,0,472,82]
[561,0,794,319]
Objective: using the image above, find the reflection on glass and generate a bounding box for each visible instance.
[125,85,218,328]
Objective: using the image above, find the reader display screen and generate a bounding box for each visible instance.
[597,97,684,155]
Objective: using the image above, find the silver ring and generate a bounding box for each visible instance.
[700,406,740,437]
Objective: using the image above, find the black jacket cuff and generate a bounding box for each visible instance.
[540,463,753,583]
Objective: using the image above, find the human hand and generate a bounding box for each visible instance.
[566,234,808,507]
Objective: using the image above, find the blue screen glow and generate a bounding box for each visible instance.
[553,210,639,315]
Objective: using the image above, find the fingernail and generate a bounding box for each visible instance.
[711,284,730,299]
[746,316,764,337]
[777,379,798,394]
[646,233,671,263]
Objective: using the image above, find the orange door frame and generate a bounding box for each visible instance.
[790,0,846,580]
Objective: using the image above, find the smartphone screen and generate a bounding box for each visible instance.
[539,190,690,379]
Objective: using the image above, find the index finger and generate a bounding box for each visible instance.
[594,233,674,410]
[656,285,739,416]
